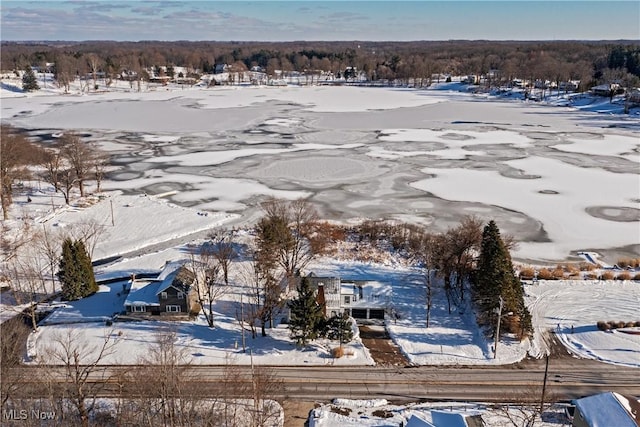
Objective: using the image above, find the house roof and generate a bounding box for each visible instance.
[574,392,639,427]
[156,266,194,295]
[406,414,435,427]
[124,280,161,307]
[431,409,484,427]
[346,281,392,309]
[124,261,193,307]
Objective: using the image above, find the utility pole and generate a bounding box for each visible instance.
[493,296,504,359]
[540,353,550,413]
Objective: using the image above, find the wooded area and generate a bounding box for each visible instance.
[2,40,639,90]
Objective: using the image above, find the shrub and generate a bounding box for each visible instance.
[607,321,617,329]
[617,272,631,281]
[634,321,640,327]
[634,273,640,281]
[551,268,565,279]
[596,321,608,331]
[537,268,553,280]
[579,262,596,271]
[519,267,535,280]
[601,271,615,280]
[189,302,202,319]
[584,272,598,280]
[372,410,394,418]
[330,406,351,416]
[617,258,630,268]
[332,346,345,358]
[625,322,635,328]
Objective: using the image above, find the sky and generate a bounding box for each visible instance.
[1,1,639,42]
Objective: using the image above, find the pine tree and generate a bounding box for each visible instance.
[58,238,97,300]
[22,66,40,92]
[474,220,532,338]
[288,277,324,346]
[325,312,354,343]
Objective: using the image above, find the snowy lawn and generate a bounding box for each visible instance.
[27,251,640,367]
[526,280,640,367]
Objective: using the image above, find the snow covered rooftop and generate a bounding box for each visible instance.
[124,280,161,307]
[573,392,639,427]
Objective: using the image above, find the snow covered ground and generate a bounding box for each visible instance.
[24,231,640,367]
[2,78,639,369]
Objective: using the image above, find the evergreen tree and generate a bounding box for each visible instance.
[22,66,40,92]
[58,238,97,301]
[287,277,324,346]
[474,220,532,338]
[325,312,354,343]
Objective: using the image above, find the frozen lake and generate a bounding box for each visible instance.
[2,85,639,262]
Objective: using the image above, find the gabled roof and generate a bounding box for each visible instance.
[155,263,195,295]
[124,280,161,307]
[124,261,194,307]
[574,392,639,427]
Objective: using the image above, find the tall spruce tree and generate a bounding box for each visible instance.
[22,66,40,92]
[58,238,98,301]
[287,277,324,346]
[474,220,532,338]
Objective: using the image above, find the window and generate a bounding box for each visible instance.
[132,305,146,313]
[343,295,351,305]
[161,292,167,300]
[166,305,181,313]
[177,292,184,299]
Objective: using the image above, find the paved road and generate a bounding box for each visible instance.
[10,358,640,402]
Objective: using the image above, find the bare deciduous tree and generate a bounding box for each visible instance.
[412,231,440,328]
[243,248,285,338]
[86,53,102,90]
[7,253,47,331]
[0,315,31,410]
[42,148,63,194]
[207,229,237,287]
[257,198,327,289]
[45,327,121,427]
[492,385,557,427]
[0,126,45,220]
[36,224,61,289]
[60,133,93,198]
[189,246,229,328]
[66,218,106,260]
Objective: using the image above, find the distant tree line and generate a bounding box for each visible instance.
[2,40,639,91]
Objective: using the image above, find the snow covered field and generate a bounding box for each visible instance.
[2,81,639,370]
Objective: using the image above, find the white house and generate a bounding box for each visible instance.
[300,273,392,320]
